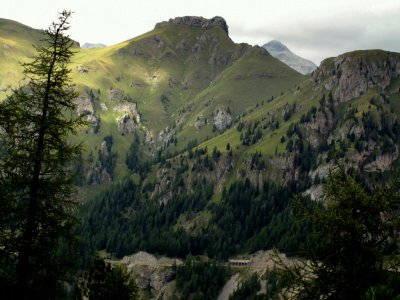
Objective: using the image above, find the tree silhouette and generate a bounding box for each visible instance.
[278,167,400,299]
[0,11,83,299]
[87,257,139,300]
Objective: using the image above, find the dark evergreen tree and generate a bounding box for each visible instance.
[175,257,228,300]
[229,273,261,300]
[0,11,83,299]
[279,167,400,299]
[87,257,139,300]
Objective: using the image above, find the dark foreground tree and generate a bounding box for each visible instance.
[86,257,139,300]
[0,11,83,299]
[278,167,400,299]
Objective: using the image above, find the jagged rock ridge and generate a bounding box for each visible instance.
[155,16,229,35]
[263,40,317,75]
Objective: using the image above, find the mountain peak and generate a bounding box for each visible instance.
[155,16,229,35]
[262,40,316,74]
[263,40,289,52]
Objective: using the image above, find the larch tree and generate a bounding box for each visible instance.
[0,11,83,299]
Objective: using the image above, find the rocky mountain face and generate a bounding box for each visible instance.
[263,40,317,74]
[155,16,229,35]
[119,251,182,299]
[314,50,400,101]
[146,49,400,200]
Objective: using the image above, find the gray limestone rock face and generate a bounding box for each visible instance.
[86,114,99,127]
[145,130,155,144]
[213,109,232,131]
[113,102,141,123]
[74,95,94,116]
[120,251,183,296]
[158,127,176,146]
[313,50,400,102]
[116,113,136,134]
[363,150,399,173]
[113,102,141,134]
[155,16,229,35]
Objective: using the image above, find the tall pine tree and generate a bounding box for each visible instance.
[0,11,83,299]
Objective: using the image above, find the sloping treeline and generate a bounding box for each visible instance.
[79,178,317,260]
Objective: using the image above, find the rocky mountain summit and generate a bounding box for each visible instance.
[155,16,229,35]
[263,40,317,74]
[314,50,400,101]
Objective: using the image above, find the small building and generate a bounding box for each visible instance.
[229,259,250,267]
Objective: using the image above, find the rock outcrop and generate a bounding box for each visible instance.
[113,102,141,134]
[194,115,207,130]
[153,168,172,204]
[85,138,115,184]
[116,113,136,134]
[85,165,112,184]
[155,16,229,35]
[120,251,182,297]
[158,127,176,146]
[100,102,108,111]
[145,130,155,144]
[314,50,400,101]
[363,150,399,173]
[86,114,99,128]
[76,65,89,73]
[113,103,141,123]
[109,88,132,102]
[74,95,94,116]
[74,95,99,132]
[213,109,232,131]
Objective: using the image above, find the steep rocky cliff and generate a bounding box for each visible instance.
[314,50,400,101]
[119,251,182,299]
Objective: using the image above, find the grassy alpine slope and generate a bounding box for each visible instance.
[0,18,44,97]
[0,17,304,183]
[2,16,400,213]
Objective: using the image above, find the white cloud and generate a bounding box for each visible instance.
[229,2,400,64]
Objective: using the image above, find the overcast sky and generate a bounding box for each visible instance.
[2,0,400,64]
